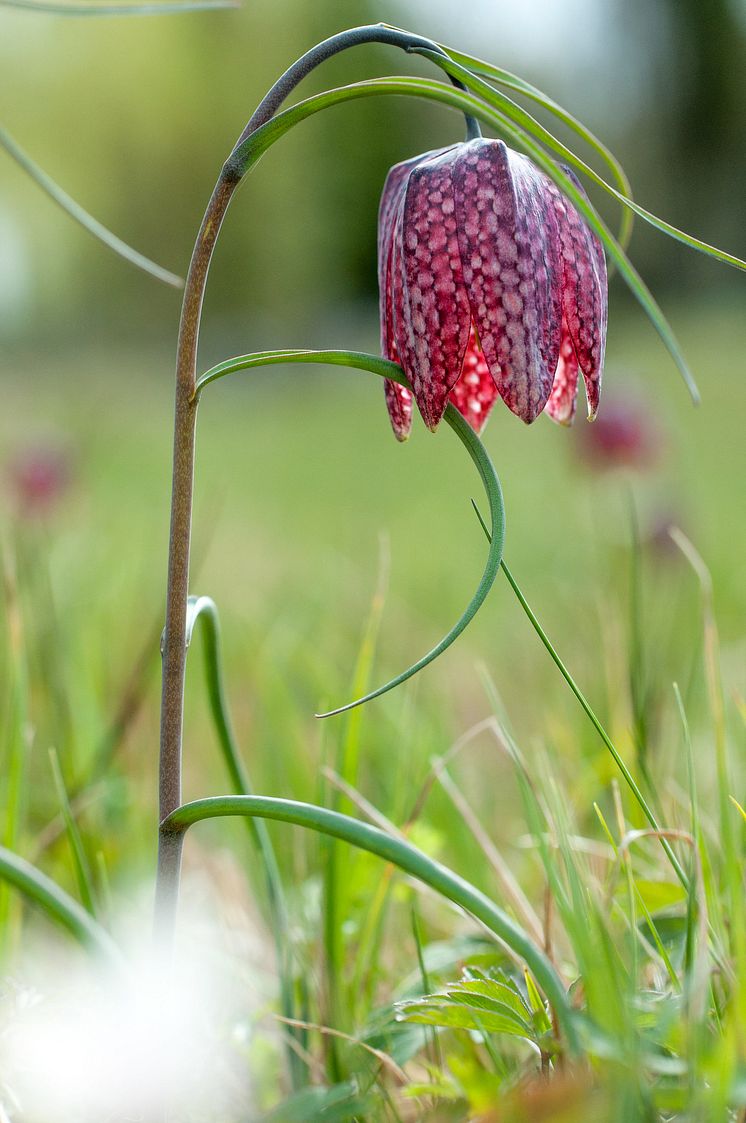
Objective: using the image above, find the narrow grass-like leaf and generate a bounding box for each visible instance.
[0,0,235,13]
[416,50,746,276]
[0,844,121,962]
[162,794,581,1053]
[471,501,688,891]
[184,594,303,1088]
[0,543,30,955]
[227,77,707,403]
[0,126,182,286]
[195,350,505,718]
[48,747,99,917]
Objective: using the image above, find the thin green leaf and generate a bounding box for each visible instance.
[184,594,303,1088]
[421,49,746,276]
[0,0,235,14]
[471,500,689,893]
[162,794,581,1053]
[228,75,701,403]
[0,844,121,962]
[195,349,505,719]
[432,36,635,252]
[48,747,99,917]
[0,126,182,286]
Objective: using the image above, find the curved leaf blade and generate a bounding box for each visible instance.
[1,126,182,286]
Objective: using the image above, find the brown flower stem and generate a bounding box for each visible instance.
[154,23,482,939]
[155,172,237,939]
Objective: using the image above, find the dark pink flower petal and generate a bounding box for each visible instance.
[447,325,499,433]
[549,168,607,419]
[452,140,563,424]
[378,155,427,360]
[378,150,457,439]
[544,325,580,425]
[378,159,418,440]
[395,146,472,431]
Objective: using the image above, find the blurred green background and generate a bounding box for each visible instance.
[1,0,744,866]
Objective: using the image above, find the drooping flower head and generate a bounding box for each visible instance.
[377,139,607,440]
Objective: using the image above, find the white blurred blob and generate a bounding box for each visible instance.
[0,880,261,1122]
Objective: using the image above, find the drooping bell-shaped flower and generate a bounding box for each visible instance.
[377,139,607,440]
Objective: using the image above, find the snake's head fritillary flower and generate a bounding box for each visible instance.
[377,139,607,440]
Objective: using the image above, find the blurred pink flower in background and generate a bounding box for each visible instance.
[574,391,662,471]
[5,443,72,518]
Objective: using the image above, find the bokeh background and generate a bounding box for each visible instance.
[1,0,745,916]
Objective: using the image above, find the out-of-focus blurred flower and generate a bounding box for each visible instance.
[5,444,72,517]
[377,138,607,440]
[575,394,661,470]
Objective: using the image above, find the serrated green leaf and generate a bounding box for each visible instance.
[398,1000,531,1038]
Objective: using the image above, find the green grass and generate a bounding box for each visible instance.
[0,294,744,1119]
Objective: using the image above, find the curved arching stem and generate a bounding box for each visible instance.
[236,24,482,144]
[193,349,505,717]
[161,794,581,1056]
[157,27,489,942]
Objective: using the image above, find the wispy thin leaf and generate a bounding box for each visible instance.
[1,126,182,286]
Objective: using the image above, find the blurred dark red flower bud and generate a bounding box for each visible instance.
[377,138,607,440]
[575,395,661,470]
[6,444,72,517]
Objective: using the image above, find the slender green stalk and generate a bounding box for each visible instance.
[471,501,689,890]
[162,795,580,1054]
[49,747,99,917]
[0,127,182,286]
[156,16,502,1032]
[0,845,121,963]
[185,596,304,1084]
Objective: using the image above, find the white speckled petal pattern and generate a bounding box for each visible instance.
[452,140,563,423]
[547,167,608,419]
[544,324,580,425]
[378,154,436,440]
[378,149,458,439]
[376,140,607,437]
[393,146,472,431]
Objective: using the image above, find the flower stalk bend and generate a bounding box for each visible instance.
[156,25,496,937]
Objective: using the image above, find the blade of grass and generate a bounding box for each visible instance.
[323,537,390,1079]
[0,541,30,958]
[48,747,99,917]
[184,594,304,1089]
[0,126,182,286]
[0,844,121,962]
[0,0,235,13]
[471,501,689,891]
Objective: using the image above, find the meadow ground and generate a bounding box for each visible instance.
[0,293,744,1119]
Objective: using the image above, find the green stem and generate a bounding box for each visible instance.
[162,795,580,1055]
[185,596,303,1083]
[195,349,505,718]
[471,501,689,891]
